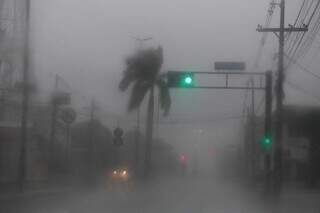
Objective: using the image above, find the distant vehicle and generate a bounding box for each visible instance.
[108,167,130,182]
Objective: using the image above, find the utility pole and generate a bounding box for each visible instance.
[257,0,308,192]
[19,0,30,190]
[246,106,251,177]
[49,75,58,173]
[156,94,160,138]
[0,89,5,120]
[250,78,255,179]
[88,99,95,183]
[274,0,285,192]
[265,70,272,191]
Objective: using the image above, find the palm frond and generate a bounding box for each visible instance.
[128,80,151,111]
[119,69,135,91]
[120,46,166,113]
[156,78,171,116]
[127,47,163,82]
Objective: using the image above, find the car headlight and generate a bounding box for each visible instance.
[121,170,128,177]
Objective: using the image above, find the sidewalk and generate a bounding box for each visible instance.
[0,180,76,201]
[278,183,320,212]
[256,182,320,212]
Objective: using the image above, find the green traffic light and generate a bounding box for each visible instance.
[261,136,272,152]
[264,138,271,144]
[184,76,193,84]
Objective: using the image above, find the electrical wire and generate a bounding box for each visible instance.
[253,0,276,70]
[159,115,244,125]
[285,80,320,103]
[284,52,320,81]
[286,0,320,68]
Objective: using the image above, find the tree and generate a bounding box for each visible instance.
[119,46,171,177]
[71,120,113,178]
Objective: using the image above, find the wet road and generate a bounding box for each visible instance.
[1,176,319,213]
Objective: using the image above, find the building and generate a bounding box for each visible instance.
[244,105,320,185]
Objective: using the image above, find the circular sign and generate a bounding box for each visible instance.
[60,107,76,124]
[113,137,123,146]
[113,127,124,137]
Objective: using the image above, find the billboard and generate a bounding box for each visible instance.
[214,62,246,71]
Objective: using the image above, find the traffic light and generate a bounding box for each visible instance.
[179,154,188,164]
[167,71,195,88]
[260,136,272,152]
[113,127,124,146]
[183,75,193,85]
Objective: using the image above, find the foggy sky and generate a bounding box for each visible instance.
[28,0,320,150]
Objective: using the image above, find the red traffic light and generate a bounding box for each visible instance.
[179,154,188,163]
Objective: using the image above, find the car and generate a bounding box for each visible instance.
[109,168,129,182]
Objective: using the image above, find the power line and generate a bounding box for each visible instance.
[297,8,320,59]
[253,0,276,70]
[286,80,320,103]
[284,52,320,81]
[285,0,307,51]
[159,115,244,125]
[285,1,311,57]
[286,0,320,67]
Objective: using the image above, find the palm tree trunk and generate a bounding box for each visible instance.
[144,86,154,177]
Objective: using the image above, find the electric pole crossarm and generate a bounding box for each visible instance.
[257,27,308,32]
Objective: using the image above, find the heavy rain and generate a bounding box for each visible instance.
[1,0,320,212]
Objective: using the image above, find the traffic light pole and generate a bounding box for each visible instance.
[19,0,30,191]
[265,71,272,192]
[168,70,273,186]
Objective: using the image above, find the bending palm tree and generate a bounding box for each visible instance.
[119,46,171,177]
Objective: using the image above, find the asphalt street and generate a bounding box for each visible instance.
[1,176,319,213]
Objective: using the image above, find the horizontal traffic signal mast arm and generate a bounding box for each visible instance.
[188,86,265,90]
[167,71,267,90]
[168,71,266,75]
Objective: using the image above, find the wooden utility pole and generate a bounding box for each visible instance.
[19,0,30,190]
[274,0,285,192]
[257,0,308,191]
[49,75,58,172]
[250,78,256,179]
[88,99,96,183]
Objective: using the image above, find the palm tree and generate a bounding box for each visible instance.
[119,46,171,177]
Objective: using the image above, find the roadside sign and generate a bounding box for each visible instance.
[214,62,246,71]
[60,107,76,124]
